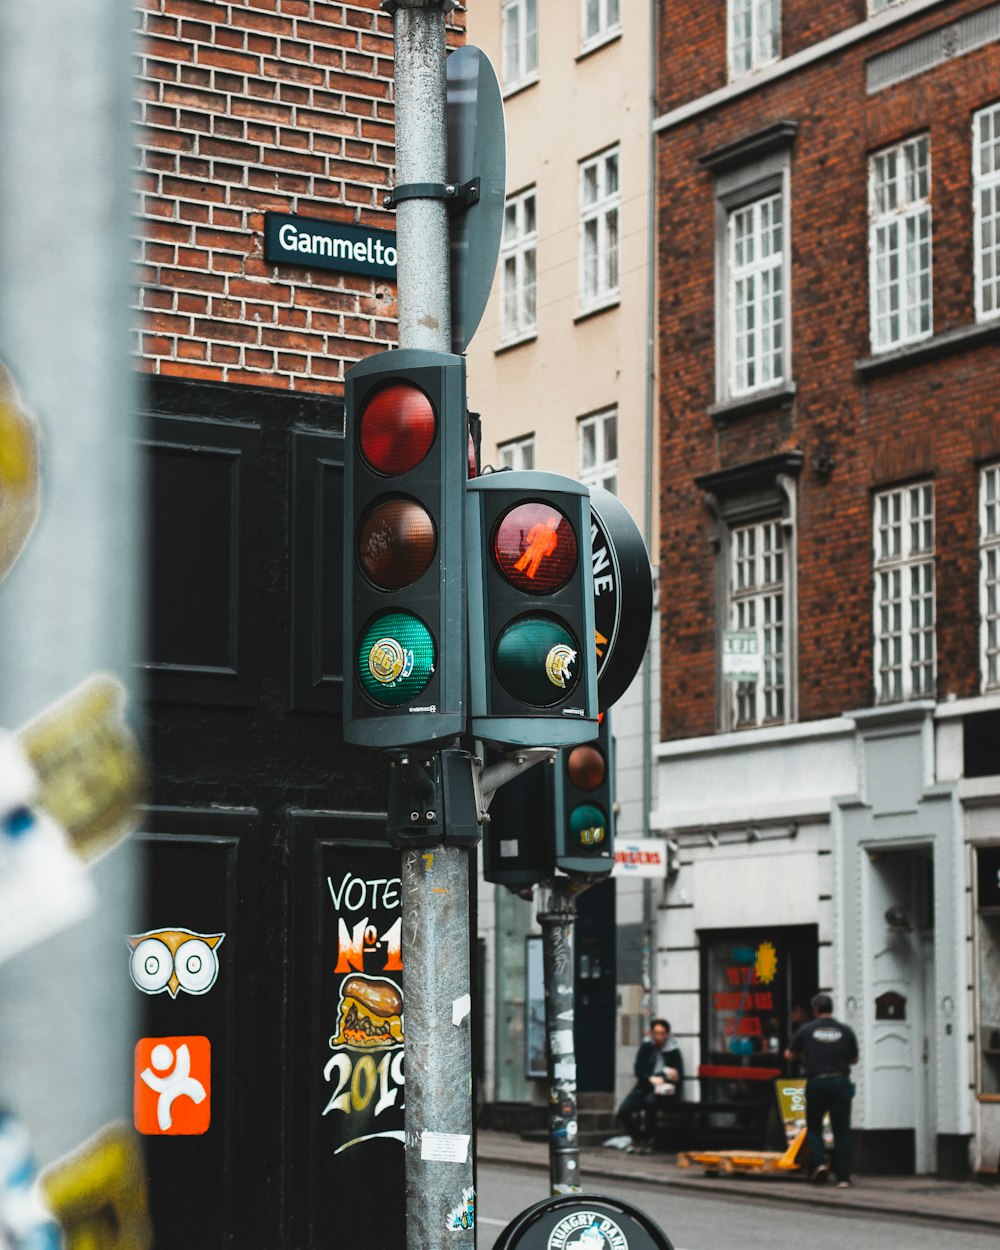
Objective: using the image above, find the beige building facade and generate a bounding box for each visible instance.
[465,1,660,1115]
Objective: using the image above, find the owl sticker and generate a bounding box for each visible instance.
[126,928,225,998]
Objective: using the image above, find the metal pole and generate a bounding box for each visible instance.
[537,881,584,1195]
[386,4,474,1247]
[390,0,454,353]
[0,0,139,1165]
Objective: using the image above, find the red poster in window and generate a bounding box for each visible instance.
[134,1035,211,1136]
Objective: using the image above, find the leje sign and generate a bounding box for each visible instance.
[264,212,397,278]
[722,629,759,682]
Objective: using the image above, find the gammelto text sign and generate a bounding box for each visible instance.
[264,213,397,279]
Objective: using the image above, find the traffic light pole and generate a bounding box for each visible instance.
[383,4,476,1248]
[536,879,588,1196]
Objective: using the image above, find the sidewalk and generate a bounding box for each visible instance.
[476,1129,1000,1233]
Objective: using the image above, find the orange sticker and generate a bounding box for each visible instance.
[133,1036,211,1136]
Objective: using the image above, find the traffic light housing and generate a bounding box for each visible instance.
[553,712,614,877]
[343,348,468,748]
[481,749,554,887]
[466,471,598,748]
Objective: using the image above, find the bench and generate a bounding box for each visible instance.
[651,1063,782,1152]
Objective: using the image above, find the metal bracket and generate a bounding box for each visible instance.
[385,748,483,850]
[381,1,460,15]
[383,177,480,213]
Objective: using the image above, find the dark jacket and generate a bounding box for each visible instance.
[633,1037,684,1096]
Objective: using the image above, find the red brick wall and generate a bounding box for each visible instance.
[657,3,1000,740]
[136,0,465,393]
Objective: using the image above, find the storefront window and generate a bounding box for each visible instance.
[700,925,818,1076]
[976,847,1000,1096]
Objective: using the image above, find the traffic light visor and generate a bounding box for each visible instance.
[494,614,581,707]
[493,502,577,594]
[359,383,435,475]
[566,743,606,792]
[357,610,435,707]
[357,497,436,591]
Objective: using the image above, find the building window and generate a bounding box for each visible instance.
[500,188,537,345]
[974,101,1000,323]
[696,452,802,732]
[728,0,780,79]
[728,192,785,396]
[582,0,620,49]
[502,0,538,92]
[873,482,935,703]
[498,435,534,472]
[869,135,932,352]
[578,409,617,494]
[981,464,1000,690]
[729,518,785,727]
[580,147,620,311]
[869,0,905,12]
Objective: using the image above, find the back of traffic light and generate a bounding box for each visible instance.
[483,713,615,886]
[343,348,468,749]
[466,471,598,749]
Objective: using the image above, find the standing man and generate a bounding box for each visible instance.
[785,993,859,1187]
[616,1018,684,1154]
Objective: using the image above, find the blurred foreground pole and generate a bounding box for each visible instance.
[0,0,140,1163]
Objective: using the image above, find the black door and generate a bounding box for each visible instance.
[137,376,395,1248]
[574,877,617,1092]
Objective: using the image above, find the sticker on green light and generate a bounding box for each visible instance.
[569,803,607,851]
[494,615,580,707]
[357,611,435,707]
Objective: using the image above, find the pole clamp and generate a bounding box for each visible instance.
[383,177,480,213]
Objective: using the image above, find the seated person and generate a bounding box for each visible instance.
[616,1018,684,1153]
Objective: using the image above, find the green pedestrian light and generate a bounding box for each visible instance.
[494,614,581,707]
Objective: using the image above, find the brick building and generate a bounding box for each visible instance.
[652,0,1000,1176]
[134,2,464,1243]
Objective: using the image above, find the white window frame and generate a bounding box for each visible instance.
[980,464,1000,691]
[579,147,620,313]
[502,0,538,93]
[973,101,1000,324]
[498,435,535,472]
[727,191,786,396]
[873,482,935,704]
[728,517,786,728]
[500,187,537,345]
[869,135,932,353]
[868,0,905,14]
[578,408,618,495]
[728,0,780,81]
[581,0,620,52]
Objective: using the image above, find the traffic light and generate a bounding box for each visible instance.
[343,348,468,749]
[481,749,554,887]
[466,471,599,748]
[553,712,614,876]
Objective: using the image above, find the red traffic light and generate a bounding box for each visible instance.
[493,501,577,594]
[566,743,606,792]
[357,497,436,591]
[359,383,436,475]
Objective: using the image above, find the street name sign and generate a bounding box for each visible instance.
[264,213,398,279]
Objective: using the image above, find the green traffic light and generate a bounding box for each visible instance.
[494,614,581,707]
[357,610,435,707]
[569,802,608,851]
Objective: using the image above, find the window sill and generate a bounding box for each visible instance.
[708,381,796,427]
[574,296,620,325]
[856,319,1000,376]
[495,331,538,357]
[501,73,539,102]
[576,28,622,62]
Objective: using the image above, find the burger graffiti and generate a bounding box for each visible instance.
[323,872,405,1152]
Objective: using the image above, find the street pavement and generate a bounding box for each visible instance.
[475,1129,1000,1233]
